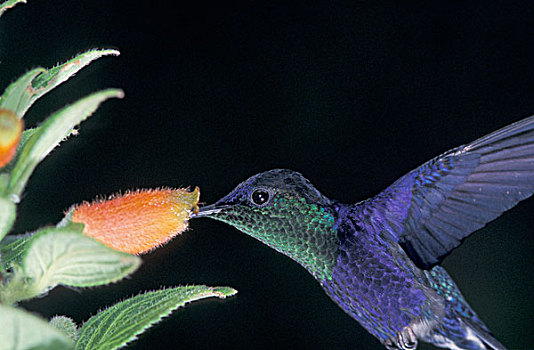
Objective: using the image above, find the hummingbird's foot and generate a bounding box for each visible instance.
[396,326,418,350]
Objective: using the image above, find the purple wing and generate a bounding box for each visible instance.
[370,116,534,269]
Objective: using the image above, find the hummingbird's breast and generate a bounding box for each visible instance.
[319,204,433,342]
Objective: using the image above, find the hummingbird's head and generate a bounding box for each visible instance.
[193,169,339,278]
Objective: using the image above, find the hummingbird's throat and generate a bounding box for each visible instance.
[214,196,340,280]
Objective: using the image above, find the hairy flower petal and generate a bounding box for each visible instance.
[71,187,200,254]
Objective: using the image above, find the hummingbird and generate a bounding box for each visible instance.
[192,115,534,349]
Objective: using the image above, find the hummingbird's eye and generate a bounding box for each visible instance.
[250,188,270,206]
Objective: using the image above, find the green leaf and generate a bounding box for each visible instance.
[24,226,141,289]
[0,49,119,118]
[0,304,73,350]
[0,196,16,242]
[0,173,8,192]
[0,226,140,304]
[75,285,238,350]
[0,232,26,246]
[0,68,45,116]
[0,0,27,18]
[7,88,124,197]
[0,233,31,271]
[50,315,78,342]
[32,49,119,93]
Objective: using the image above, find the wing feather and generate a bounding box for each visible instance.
[371,115,534,269]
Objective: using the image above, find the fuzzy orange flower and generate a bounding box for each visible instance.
[0,109,23,167]
[71,187,200,254]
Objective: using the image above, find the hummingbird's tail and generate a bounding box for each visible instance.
[423,267,506,350]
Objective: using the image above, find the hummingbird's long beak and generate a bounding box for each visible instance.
[191,203,224,218]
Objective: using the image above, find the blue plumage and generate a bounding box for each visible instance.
[377,116,534,269]
[194,116,534,349]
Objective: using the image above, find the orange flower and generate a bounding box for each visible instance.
[0,109,23,167]
[71,187,200,254]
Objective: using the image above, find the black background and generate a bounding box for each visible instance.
[1,1,533,349]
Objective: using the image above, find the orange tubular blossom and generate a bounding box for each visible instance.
[71,187,200,254]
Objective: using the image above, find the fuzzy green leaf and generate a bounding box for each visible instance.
[50,315,78,342]
[0,304,73,350]
[23,226,141,289]
[0,226,140,304]
[0,232,25,246]
[7,89,124,197]
[0,49,119,118]
[0,196,16,242]
[30,49,120,105]
[0,68,44,116]
[75,285,238,350]
[0,0,27,18]
[0,233,30,271]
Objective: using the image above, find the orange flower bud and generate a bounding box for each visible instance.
[0,109,23,167]
[71,187,200,254]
